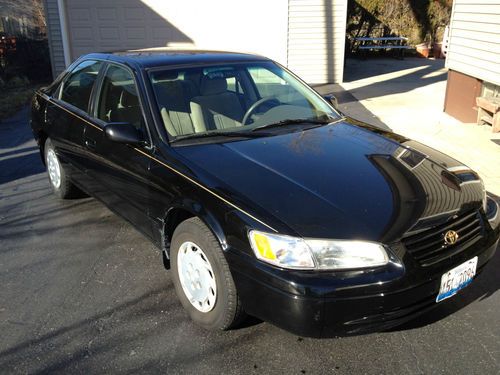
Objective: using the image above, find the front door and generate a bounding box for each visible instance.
[82,63,153,239]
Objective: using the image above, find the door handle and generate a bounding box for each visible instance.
[85,138,96,150]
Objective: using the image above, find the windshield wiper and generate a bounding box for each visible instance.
[170,130,271,143]
[251,117,336,132]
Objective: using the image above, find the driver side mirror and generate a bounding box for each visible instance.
[323,94,339,110]
[104,122,145,145]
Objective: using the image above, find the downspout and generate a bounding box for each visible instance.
[57,0,71,67]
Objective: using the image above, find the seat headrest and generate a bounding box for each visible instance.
[200,77,227,96]
[109,68,132,82]
[79,73,94,88]
[120,87,137,107]
[154,70,179,81]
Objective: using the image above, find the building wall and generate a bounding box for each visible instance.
[444,0,500,122]
[43,0,66,78]
[444,70,483,123]
[64,0,195,60]
[45,0,289,76]
[445,1,500,86]
[287,0,347,84]
[44,0,346,84]
[139,0,289,67]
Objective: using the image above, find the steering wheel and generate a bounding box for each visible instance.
[241,96,279,125]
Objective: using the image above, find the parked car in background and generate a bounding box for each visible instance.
[30,50,500,337]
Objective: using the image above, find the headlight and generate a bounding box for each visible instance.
[306,239,389,269]
[248,231,315,269]
[248,230,389,270]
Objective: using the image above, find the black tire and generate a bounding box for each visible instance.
[170,217,245,330]
[44,138,80,199]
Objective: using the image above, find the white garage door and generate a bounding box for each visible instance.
[65,0,193,60]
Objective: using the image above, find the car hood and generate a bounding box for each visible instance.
[173,120,484,242]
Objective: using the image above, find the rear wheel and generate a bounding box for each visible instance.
[44,138,80,199]
[171,217,245,330]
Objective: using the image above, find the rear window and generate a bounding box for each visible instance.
[58,60,102,112]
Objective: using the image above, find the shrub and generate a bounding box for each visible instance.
[347,0,452,53]
[0,85,37,120]
[6,75,30,88]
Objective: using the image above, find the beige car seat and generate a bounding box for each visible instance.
[155,79,204,136]
[190,76,244,131]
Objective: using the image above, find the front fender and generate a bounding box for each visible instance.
[162,197,229,257]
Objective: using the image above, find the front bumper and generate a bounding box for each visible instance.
[228,226,499,338]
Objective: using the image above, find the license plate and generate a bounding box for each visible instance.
[436,257,478,303]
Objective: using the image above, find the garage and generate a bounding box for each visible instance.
[43,0,347,84]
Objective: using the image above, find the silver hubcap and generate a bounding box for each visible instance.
[177,241,217,313]
[46,149,61,189]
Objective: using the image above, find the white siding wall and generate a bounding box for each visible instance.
[287,0,347,84]
[446,0,500,85]
[43,0,66,77]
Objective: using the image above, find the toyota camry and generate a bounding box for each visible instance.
[30,50,500,337]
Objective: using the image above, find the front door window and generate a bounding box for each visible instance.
[97,65,144,131]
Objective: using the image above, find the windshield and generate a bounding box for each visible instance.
[149,61,340,142]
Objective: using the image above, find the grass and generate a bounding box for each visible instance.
[0,85,41,121]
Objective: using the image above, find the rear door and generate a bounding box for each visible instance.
[82,63,153,238]
[45,60,103,186]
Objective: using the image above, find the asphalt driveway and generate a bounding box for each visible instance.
[0,107,499,374]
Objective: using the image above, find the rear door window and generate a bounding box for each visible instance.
[58,60,102,112]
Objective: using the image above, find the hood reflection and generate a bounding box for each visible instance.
[370,143,483,243]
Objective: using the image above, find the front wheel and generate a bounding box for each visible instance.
[170,217,245,330]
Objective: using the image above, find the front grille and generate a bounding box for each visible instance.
[403,209,483,266]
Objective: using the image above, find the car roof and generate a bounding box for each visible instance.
[83,49,270,69]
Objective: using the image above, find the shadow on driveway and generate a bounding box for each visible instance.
[0,147,45,185]
[0,106,45,184]
[313,83,391,131]
[343,58,447,103]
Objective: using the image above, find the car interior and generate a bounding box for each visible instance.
[190,75,245,132]
[153,69,249,136]
[151,65,320,138]
[97,65,144,130]
[58,61,102,112]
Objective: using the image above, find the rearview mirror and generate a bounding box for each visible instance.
[104,122,144,145]
[323,94,339,110]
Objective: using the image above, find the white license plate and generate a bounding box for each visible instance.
[436,257,478,303]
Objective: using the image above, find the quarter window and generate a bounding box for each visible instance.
[97,65,144,130]
[58,60,102,112]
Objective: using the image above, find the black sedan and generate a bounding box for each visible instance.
[30,50,500,337]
